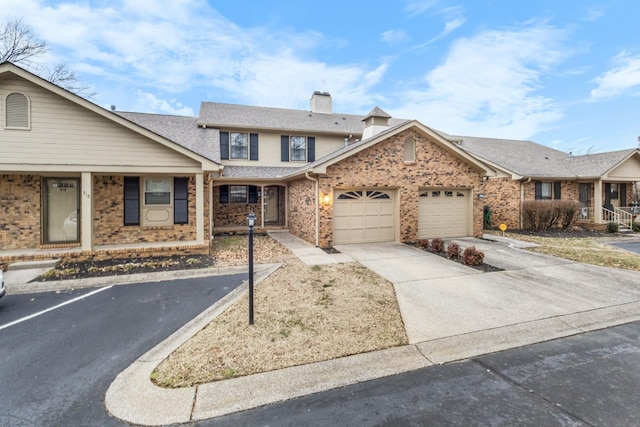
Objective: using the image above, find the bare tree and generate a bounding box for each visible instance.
[1,17,94,98]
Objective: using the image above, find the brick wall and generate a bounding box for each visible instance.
[0,174,41,249]
[287,178,317,244]
[300,129,484,247]
[212,185,262,227]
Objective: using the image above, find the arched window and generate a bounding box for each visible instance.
[403,137,415,162]
[5,92,30,129]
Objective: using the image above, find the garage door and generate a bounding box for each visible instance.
[333,189,395,244]
[418,189,470,238]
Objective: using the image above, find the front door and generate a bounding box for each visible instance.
[264,186,279,224]
[43,178,80,243]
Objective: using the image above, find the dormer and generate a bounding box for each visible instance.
[362,106,391,139]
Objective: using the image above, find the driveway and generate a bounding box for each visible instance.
[335,238,640,345]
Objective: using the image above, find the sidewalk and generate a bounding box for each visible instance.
[104,233,640,425]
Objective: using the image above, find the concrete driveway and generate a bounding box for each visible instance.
[335,238,640,345]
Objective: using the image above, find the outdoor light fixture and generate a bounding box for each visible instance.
[323,194,331,206]
[478,193,485,200]
[247,210,256,325]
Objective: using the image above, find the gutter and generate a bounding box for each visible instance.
[305,171,320,247]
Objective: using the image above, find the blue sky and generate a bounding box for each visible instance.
[3,0,640,154]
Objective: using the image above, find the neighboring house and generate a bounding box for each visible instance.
[1,62,638,265]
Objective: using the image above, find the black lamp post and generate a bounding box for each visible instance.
[247,210,256,325]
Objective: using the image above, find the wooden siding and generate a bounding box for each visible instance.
[608,155,640,179]
[0,76,199,170]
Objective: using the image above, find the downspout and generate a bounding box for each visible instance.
[305,171,320,247]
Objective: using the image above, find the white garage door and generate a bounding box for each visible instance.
[418,189,470,238]
[333,189,395,244]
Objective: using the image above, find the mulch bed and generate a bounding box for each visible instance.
[34,254,215,282]
[407,243,504,273]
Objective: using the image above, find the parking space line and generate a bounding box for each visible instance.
[0,286,113,332]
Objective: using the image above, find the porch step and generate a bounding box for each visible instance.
[8,259,60,271]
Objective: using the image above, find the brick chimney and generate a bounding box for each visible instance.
[310,91,332,114]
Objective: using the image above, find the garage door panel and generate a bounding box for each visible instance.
[333,189,395,244]
[418,189,469,239]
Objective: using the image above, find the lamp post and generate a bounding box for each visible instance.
[247,210,256,325]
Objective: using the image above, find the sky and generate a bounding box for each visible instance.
[2,0,640,154]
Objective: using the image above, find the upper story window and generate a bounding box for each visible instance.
[280,135,315,163]
[5,92,30,129]
[403,137,415,162]
[220,131,259,161]
[290,136,307,161]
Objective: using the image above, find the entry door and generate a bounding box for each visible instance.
[44,178,79,243]
[264,186,279,224]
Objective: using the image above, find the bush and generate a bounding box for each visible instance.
[522,200,581,231]
[633,222,640,233]
[462,246,484,266]
[446,241,461,259]
[415,239,429,249]
[606,222,619,233]
[430,238,444,253]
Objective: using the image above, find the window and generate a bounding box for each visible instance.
[281,135,315,162]
[5,92,30,129]
[535,181,561,200]
[290,136,307,161]
[219,185,260,203]
[403,137,415,162]
[230,132,249,159]
[220,132,258,160]
[610,183,619,200]
[144,178,171,205]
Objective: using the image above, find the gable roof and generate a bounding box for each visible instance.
[0,62,220,170]
[282,120,496,179]
[197,101,407,135]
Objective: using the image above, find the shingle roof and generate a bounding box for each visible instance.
[115,112,220,162]
[197,102,406,135]
[364,106,391,119]
[221,166,303,179]
[561,149,638,177]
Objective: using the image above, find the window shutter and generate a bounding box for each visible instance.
[249,133,259,161]
[307,136,315,162]
[534,181,542,200]
[281,135,289,162]
[174,177,189,224]
[219,185,229,203]
[123,176,140,226]
[554,182,561,200]
[620,183,627,207]
[604,183,612,206]
[220,131,229,160]
[6,92,29,128]
[248,185,259,203]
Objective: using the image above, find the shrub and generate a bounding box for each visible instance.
[606,222,619,233]
[633,222,640,233]
[430,238,444,253]
[462,246,484,266]
[415,239,429,250]
[522,200,581,231]
[446,241,461,259]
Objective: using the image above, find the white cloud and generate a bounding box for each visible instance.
[404,0,439,17]
[590,51,640,99]
[132,91,195,116]
[391,23,570,139]
[381,30,408,45]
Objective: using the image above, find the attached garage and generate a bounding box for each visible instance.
[333,189,395,244]
[418,189,471,238]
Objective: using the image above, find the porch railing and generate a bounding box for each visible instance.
[602,207,634,229]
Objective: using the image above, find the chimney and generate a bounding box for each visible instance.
[362,106,391,139]
[310,91,332,114]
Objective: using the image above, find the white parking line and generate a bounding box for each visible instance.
[0,286,113,332]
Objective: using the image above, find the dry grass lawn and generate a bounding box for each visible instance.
[152,235,408,388]
[487,231,640,271]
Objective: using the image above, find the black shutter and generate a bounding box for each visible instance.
[554,182,562,200]
[604,183,612,207]
[620,183,627,207]
[174,177,188,224]
[281,135,289,162]
[123,176,140,226]
[250,133,259,161]
[534,181,542,200]
[219,185,229,203]
[248,185,259,203]
[307,136,315,162]
[220,131,229,160]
